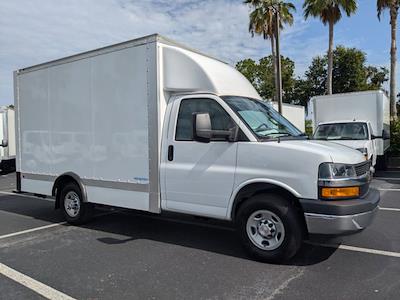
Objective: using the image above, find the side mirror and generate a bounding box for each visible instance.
[1,139,8,147]
[193,113,212,143]
[371,134,377,140]
[192,113,239,143]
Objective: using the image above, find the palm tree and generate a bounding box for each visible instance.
[303,0,357,95]
[246,0,295,100]
[377,0,399,119]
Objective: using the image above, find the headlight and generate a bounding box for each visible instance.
[318,163,363,199]
[319,163,357,179]
[356,148,368,160]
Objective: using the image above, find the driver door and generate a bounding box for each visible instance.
[163,96,238,219]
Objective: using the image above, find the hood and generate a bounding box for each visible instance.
[277,140,365,164]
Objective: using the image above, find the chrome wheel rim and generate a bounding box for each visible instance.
[64,191,80,217]
[246,210,285,251]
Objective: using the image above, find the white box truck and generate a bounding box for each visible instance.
[0,106,16,172]
[310,91,390,170]
[270,102,305,132]
[14,34,379,262]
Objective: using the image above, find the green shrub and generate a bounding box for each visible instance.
[390,120,400,155]
[305,120,313,137]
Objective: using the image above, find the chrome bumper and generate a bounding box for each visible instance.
[304,206,379,235]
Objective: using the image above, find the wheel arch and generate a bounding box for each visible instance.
[52,172,87,209]
[228,179,304,222]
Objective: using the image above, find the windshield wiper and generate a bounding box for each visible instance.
[315,137,357,140]
[338,137,357,140]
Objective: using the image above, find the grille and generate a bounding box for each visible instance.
[355,161,370,177]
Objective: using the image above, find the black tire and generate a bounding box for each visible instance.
[376,153,388,171]
[60,182,93,225]
[0,159,15,174]
[1,160,12,174]
[236,193,304,263]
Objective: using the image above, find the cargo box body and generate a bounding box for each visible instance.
[14,34,259,213]
[271,102,305,132]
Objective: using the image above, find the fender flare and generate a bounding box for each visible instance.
[227,178,301,220]
[52,172,88,205]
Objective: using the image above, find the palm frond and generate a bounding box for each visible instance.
[303,0,357,25]
[377,0,391,20]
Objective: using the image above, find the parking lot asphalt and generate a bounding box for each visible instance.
[0,172,399,299]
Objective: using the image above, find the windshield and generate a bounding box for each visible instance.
[221,96,303,139]
[314,122,368,140]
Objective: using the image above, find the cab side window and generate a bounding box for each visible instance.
[176,98,233,141]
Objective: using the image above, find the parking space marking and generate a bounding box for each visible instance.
[378,188,400,192]
[379,207,400,212]
[308,242,400,258]
[0,262,76,300]
[0,222,67,241]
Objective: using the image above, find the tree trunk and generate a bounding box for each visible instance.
[390,6,398,120]
[270,36,278,102]
[326,20,334,95]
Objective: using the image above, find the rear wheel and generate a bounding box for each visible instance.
[236,193,304,263]
[60,182,93,225]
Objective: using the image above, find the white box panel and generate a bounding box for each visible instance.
[86,186,149,211]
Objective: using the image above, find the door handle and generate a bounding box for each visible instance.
[168,145,174,161]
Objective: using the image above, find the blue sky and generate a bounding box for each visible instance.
[0,0,398,105]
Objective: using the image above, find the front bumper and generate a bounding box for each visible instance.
[300,188,380,235]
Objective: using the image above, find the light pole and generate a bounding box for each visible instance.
[273,3,283,114]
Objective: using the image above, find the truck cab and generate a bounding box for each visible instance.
[161,92,379,262]
[313,120,376,168]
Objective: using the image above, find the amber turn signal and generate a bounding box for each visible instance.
[321,186,360,199]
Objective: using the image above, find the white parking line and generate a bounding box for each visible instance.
[308,242,400,258]
[0,222,67,241]
[0,211,114,242]
[379,207,400,212]
[377,188,400,192]
[0,262,76,300]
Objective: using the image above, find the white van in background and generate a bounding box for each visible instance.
[14,34,379,263]
[0,106,16,172]
[310,91,390,170]
[270,102,305,132]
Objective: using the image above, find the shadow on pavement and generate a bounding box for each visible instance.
[374,171,400,179]
[0,193,337,266]
[86,209,337,266]
[0,193,64,223]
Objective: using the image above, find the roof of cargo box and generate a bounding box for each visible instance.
[16,34,261,100]
[159,40,260,99]
[311,90,387,101]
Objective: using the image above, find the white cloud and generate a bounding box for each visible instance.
[0,0,316,104]
[1,0,398,105]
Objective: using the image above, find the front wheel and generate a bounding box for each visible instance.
[236,193,304,263]
[60,182,93,225]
